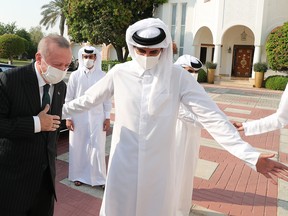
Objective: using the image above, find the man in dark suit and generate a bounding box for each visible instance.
[0,34,72,216]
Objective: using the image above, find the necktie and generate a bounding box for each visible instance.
[42,84,50,109]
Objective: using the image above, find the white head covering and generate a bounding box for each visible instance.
[78,45,102,72]
[126,18,173,115]
[174,55,203,71]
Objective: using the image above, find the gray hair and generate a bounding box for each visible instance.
[38,34,70,58]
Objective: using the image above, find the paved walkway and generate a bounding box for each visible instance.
[54,82,288,216]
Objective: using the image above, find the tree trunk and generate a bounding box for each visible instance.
[114,45,124,62]
[59,16,66,36]
[123,46,129,62]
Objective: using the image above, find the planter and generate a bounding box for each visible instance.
[207,68,215,84]
[254,71,264,88]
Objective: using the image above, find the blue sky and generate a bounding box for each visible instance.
[0,0,60,34]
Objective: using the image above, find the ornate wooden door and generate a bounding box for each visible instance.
[232,45,254,77]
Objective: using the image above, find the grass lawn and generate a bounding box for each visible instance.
[0,58,31,66]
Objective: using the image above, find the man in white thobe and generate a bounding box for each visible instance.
[174,55,203,216]
[62,18,288,216]
[65,46,111,188]
[234,83,288,135]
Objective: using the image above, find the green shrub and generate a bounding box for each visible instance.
[253,62,268,72]
[264,75,288,90]
[197,68,207,83]
[266,22,288,71]
[205,61,217,69]
[102,60,120,72]
[0,34,26,63]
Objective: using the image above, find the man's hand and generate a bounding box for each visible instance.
[233,122,244,131]
[38,104,61,131]
[103,119,110,132]
[66,119,74,131]
[256,153,288,185]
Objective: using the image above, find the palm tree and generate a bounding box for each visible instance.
[40,0,66,36]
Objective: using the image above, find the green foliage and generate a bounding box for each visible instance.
[40,0,66,36]
[102,60,120,72]
[205,61,217,69]
[15,28,36,59]
[197,68,207,83]
[29,26,44,45]
[0,34,26,62]
[65,0,168,62]
[0,23,43,60]
[266,22,288,71]
[253,62,268,73]
[0,22,17,35]
[264,75,288,90]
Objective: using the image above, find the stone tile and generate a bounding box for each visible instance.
[224,107,251,114]
[278,179,288,216]
[60,178,104,199]
[195,159,219,180]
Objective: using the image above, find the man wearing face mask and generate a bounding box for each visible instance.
[175,54,203,81]
[0,34,72,216]
[62,18,288,216]
[65,46,111,188]
[174,55,203,215]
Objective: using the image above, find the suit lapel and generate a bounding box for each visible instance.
[23,64,41,113]
[51,83,62,115]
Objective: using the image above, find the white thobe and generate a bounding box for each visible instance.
[175,104,202,216]
[243,83,288,136]
[62,61,260,216]
[65,68,111,186]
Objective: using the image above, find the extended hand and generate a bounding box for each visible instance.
[233,122,244,131]
[66,119,74,131]
[38,104,61,131]
[256,153,288,185]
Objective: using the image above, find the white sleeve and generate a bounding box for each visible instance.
[180,71,260,170]
[243,113,284,136]
[65,71,77,103]
[62,71,114,119]
[243,84,288,135]
[178,104,203,128]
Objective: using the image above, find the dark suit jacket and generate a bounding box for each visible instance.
[0,63,66,212]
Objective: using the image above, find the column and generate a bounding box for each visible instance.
[213,44,222,76]
[251,45,261,78]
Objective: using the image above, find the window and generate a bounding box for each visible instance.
[179,3,187,56]
[171,3,177,41]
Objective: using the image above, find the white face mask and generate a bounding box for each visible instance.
[40,58,67,84]
[83,59,95,69]
[134,52,161,70]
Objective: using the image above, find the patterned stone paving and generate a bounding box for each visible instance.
[54,84,288,216]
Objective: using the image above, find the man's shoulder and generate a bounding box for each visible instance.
[108,61,134,72]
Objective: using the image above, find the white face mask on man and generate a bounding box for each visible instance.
[134,51,161,70]
[83,59,95,69]
[40,58,68,84]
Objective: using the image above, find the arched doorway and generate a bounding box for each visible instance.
[231,45,254,77]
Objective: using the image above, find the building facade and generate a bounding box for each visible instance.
[155,0,288,79]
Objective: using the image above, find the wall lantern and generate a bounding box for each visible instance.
[241,29,247,41]
[228,46,232,53]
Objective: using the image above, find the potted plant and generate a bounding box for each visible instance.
[253,62,268,88]
[205,61,217,84]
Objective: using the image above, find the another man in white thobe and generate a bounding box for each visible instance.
[234,83,288,135]
[174,55,203,216]
[65,46,111,188]
[62,18,288,216]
